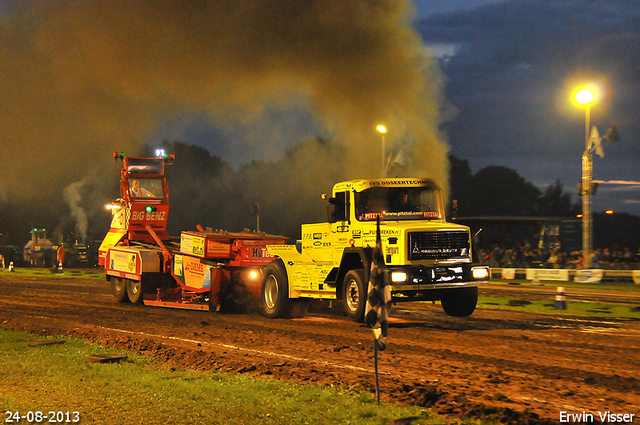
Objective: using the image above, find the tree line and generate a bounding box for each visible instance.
[0,140,637,252]
[449,155,580,218]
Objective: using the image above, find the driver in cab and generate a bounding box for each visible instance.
[396,190,416,212]
[129,179,155,198]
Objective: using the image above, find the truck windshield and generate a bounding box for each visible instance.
[128,178,164,199]
[354,186,442,221]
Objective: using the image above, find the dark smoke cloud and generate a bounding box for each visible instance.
[0,0,449,242]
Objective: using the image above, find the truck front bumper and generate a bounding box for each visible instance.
[386,264,488,300]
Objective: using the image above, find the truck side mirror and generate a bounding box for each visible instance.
[325,191,348,223]
[327,202,347,223]
[327,204,338,223]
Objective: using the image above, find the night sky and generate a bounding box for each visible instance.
[415,0,640,214]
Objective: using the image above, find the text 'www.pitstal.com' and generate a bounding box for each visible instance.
[560,411,635,423]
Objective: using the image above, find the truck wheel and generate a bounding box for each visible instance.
[441,287,478,317]
[343,269,366,322]
[126,279,144,304]
[261,260,292,318]
[111,277,129,303]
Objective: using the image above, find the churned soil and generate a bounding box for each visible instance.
[2,272,640,424]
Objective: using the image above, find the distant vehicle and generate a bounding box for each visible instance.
[0,245,22,268]
[67,242,90,267]
[23,229,55,267]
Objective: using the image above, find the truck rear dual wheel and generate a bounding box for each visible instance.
[111,277,129,303]
[343,269,366,322]
[440,287,478,317]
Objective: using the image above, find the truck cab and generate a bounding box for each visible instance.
[98,154,171,266]
[264,178,489,320]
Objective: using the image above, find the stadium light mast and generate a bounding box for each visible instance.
[376,125,387,175]
[575,88,595,269]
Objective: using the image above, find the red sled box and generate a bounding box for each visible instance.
[179,231,233,259]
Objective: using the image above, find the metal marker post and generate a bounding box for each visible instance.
[374,339,380,405]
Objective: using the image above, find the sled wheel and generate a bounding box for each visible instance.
[112,277,129,303]
[126,279,144,304]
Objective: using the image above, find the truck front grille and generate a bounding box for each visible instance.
[408,231,470,261]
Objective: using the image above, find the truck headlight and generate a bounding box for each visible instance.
[391,271,407,283]
[471,266,489,279]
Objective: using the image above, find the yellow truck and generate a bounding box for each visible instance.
[262,178,489,320]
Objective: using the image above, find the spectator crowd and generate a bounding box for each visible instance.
[476,242,640,270]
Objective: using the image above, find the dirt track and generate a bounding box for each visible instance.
[2,272,640,424]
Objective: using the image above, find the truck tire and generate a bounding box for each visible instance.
[261,260,292,318]
[343,269,366,322]
[126,279,144,304]
[441,287,478,317]
[111,277,129,303]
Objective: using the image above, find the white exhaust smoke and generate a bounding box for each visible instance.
[63,179,88,244]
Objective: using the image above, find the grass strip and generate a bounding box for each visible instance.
[0,329,455,425]
[478,296,640,319]
[488,278,640,292]
[0,268,104,280]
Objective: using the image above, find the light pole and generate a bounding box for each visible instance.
[376,125,387,175]
[576,88,594,269]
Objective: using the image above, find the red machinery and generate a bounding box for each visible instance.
[99,151,286,310]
